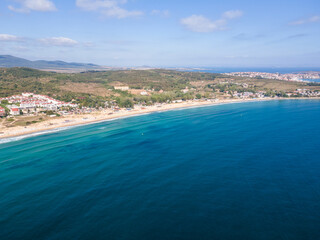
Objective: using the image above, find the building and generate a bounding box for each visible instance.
[2,93,78,112]
[10,107,20,116]
[114,86,130,91]
[0,107,6,117]
[22,93,34,97]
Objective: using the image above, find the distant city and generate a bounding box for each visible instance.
[224,72,320,82]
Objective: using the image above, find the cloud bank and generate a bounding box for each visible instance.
[39,37,79,47]
[0,34,21,42]
[0,34,81,47]
[181,10,243,33]
[8,0,57,13]
[290,16,320,25]
[76,0,143,19]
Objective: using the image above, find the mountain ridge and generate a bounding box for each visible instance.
[0,55,104,72]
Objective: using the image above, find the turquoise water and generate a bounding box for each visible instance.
[1,100,320,240]
[303,78,320,83]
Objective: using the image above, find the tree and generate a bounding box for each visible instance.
[116,97,134,108]
[123,99,134,108]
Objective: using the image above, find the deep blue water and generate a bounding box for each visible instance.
[1,100,320,240]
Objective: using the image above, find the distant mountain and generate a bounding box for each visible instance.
[0,55,104,72]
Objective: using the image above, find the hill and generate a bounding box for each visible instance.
[0,67,319,108]
[0,55,104,72]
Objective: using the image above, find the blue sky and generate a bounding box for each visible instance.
[0,0,319,67]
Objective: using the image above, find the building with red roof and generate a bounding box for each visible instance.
[0,107,6,117]
[10,107,20,116]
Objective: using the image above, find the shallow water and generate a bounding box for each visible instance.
[1,100,320,240]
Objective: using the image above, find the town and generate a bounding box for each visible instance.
[224,72,320,82]
[231,88,320,98]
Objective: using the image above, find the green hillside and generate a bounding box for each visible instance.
[1,67,318,108]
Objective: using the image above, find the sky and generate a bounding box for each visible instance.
[0,0,320,67]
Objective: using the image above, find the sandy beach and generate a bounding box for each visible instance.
[0,97,318,140]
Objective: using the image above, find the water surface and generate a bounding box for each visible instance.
[1,100,320,240]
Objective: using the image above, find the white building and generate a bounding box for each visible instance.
[114,86,130,91]
[9,106,20,116]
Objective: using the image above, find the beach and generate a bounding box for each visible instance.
[0,97,317,140]
[2,99,320,240]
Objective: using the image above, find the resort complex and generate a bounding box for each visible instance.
[0,93,77,117]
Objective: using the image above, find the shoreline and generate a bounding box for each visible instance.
[1,97,319,141]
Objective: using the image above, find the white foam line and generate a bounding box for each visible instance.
[0,126,73,144]
[0,98,299,145]
[0,112,153,144]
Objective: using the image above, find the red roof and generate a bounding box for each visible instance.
[11,108,19,111]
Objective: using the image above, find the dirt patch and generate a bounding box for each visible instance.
[128,89,146,95]
[190,81,216,87]
[60,83,111,96]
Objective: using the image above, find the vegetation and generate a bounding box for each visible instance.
[1,67,319,109]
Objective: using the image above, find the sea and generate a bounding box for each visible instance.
[1,100,320,240]
[303,79,320,83]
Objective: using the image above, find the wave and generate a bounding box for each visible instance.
[0,126,74,145]
[0,99,286,145]
[0,113,154,145]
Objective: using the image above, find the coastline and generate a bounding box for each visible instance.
[0,97,319,141]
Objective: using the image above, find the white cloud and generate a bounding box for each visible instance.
[0,34,20,42]
[181,10,243,33]
[40,37,78,47]
[151,9,170,17]
[76,0,143,19]
[290,16,320,25]
[103,6,142,18]
[8,0,57,13]
[223,10,243,19]
[8,5,29,13]
[181,15,226,33]
[76,0,117,11]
